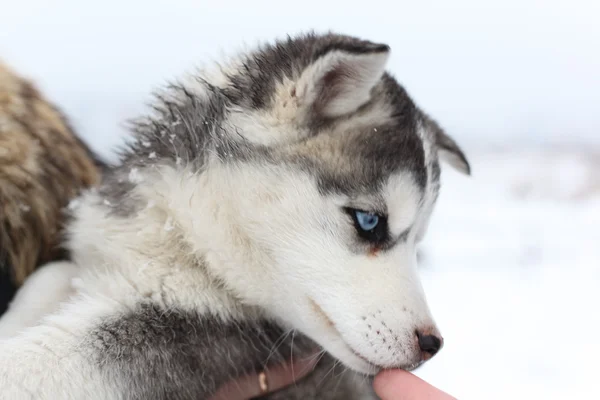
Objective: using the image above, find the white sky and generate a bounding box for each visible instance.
[1,0,599,159]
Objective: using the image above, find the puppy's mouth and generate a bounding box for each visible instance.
[308,297,381,372]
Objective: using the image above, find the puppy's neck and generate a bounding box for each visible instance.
[66,163,263,321]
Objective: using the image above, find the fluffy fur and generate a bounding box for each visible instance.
[0,32,470,399]
[0,61,103,295]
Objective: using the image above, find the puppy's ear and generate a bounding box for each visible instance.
[296,41,390,118]
[425,115,471,175]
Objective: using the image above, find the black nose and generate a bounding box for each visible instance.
[417,331,442,357]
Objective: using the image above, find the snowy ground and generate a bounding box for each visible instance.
[415,147,600,399]
[2,1,600,398]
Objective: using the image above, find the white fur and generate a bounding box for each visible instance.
[0,295,127,399]
[414,119,439,242]
[0,261,77,339]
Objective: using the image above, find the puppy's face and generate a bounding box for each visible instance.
[230,162,440,374]
[206,35,471,374]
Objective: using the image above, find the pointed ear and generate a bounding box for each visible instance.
[296,43,390,118]
[436,131,471,175]
[425,116,471,175]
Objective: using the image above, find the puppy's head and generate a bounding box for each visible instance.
[196,33,471,374]
[112,33,470,374]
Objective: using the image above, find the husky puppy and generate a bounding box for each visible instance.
[0,61,103,317]
[0,32,469,399]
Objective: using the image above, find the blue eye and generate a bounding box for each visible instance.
[344,207,389,245]
[355,210,379,231]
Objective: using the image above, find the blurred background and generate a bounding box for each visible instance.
[2,0,598,398]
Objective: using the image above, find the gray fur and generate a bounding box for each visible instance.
[100,32,436,216]
[222,33,390,111]
[88,303,375,400]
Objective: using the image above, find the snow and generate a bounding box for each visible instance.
[2,1,599,398]
[415,149,600,399]
[163,217,175,232]
[128,168,143,184]
[67,198,81,211]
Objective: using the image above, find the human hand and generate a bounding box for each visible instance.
[209,354,456,400]
[208,352,320,400]
[374,369,456,400]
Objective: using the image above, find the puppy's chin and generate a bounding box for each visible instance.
[287,301,380,375]
[321,335,381,375]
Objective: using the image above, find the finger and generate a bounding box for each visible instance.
[373,369,456,400]
[208,352,321,400]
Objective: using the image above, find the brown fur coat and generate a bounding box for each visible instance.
[0,61,102,288]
